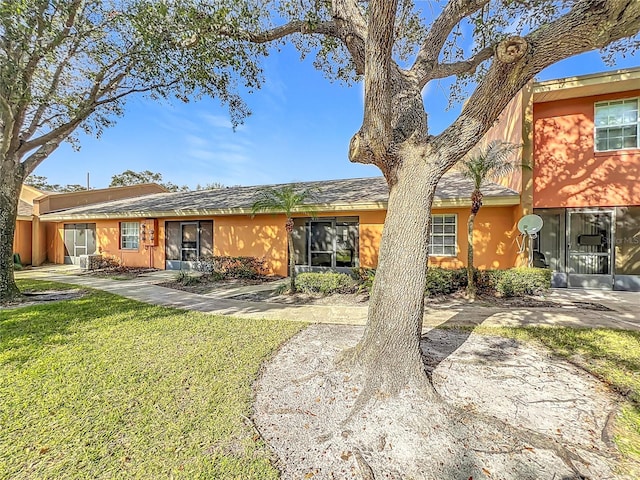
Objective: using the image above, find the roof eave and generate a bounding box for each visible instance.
[37,195,520,222]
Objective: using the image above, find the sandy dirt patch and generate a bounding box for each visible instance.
[254,324,624,480]
[0,289,86,309]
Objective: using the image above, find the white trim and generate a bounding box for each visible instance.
[429,213,458,257]
[120,221,140,250]
[594,97,640,152]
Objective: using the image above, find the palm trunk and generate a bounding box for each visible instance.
[348,154,439,397]
[287,232,296,293]
[0,156,23,302]
[466,212,477,299]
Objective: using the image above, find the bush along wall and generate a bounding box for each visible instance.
[195,255,267,279]
[494,267,552,297]
[353,266,551,298]
[296,272,358,295]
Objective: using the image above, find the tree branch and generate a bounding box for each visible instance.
[223,20,338,43]
[24,40,82,141]
[10,0,84,153]
[433,0,640,173]
[410,0,490,88]
[22,135,68,178]
[428,45,494,81]
[362,0,398,161]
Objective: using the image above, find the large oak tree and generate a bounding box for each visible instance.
[226,0,640,396]
[0,0,264,301]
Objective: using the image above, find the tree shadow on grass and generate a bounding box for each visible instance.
[0,290,180,366]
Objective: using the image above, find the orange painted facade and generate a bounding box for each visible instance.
[42,205,519,276]
[16,69,638,285]
[13,220,32,265]
[533,90,640,208]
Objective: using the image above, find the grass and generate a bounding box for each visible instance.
[1,280,303,479]
[467,325,640,472]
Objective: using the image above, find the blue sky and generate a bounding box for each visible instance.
[36,43,638,189]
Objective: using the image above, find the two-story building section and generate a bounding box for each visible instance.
[531,68,640,290]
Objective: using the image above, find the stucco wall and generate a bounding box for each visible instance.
[44,205,520,274]
[214,214,288,276]
[13,220,32,265]
[534,90,640,208]
[475,88,528,194]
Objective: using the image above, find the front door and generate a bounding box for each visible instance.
[180,222,199,268]
[567,210,614,289]
[165,220,213,270]
[309,221,334,267]
[63,223,96,265]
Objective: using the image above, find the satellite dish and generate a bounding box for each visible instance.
[518,214,544,235]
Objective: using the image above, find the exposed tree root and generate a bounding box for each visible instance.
[254,325,625,480]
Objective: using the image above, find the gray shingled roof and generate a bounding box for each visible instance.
[18,199,33,217]
[40,173,519,218]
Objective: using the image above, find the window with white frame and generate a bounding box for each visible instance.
[594,98,639,152]
[429,214,457,256]
[120,222,139,250]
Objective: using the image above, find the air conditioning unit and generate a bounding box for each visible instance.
[79,254,102,271]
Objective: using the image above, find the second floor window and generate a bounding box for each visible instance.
[595,98,639,152]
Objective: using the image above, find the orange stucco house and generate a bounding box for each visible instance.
[13,66,640,290]
[24,175,521,276]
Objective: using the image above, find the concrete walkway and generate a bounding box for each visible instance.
[15,266,640,330]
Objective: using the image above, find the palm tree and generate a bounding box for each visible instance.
[251,184,318,293]
[459,141,520,298]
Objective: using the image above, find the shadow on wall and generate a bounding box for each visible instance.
[216,222,286,276]
[534,114,640,207]
[359,227,380,268]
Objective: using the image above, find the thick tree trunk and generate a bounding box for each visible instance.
[0,156,24,302]
[287,232,296,293]
[466,212,476,299]
[347,151,440,397]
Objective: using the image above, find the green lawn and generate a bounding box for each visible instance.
[469,325,640,473]
[1,280,303,479]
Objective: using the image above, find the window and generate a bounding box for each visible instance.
[120,222,139,250]
[429,214,456,256]
[293,217,359,269]
[595,99,639,151]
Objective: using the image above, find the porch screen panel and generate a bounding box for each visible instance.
[75,224,87,256]
[569,212,611,274]
[335,217,359,267]
[165,221,180,261]
[292,218,307,265]
[199,221,213,257]
[87,224,96,254]
[536,213,562,271]
[615,206,640,275]
[63,224,75,258]
[181,224,198,261]
[310,221,333,267]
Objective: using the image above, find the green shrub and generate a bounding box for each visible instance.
[476,269,503,294]
[296,272,357,295]
[196,255,266,279]
[495,267,551,297]
[425,267,468,296]
[352,267,376,293]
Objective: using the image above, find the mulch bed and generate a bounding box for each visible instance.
[158,276,283,295]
